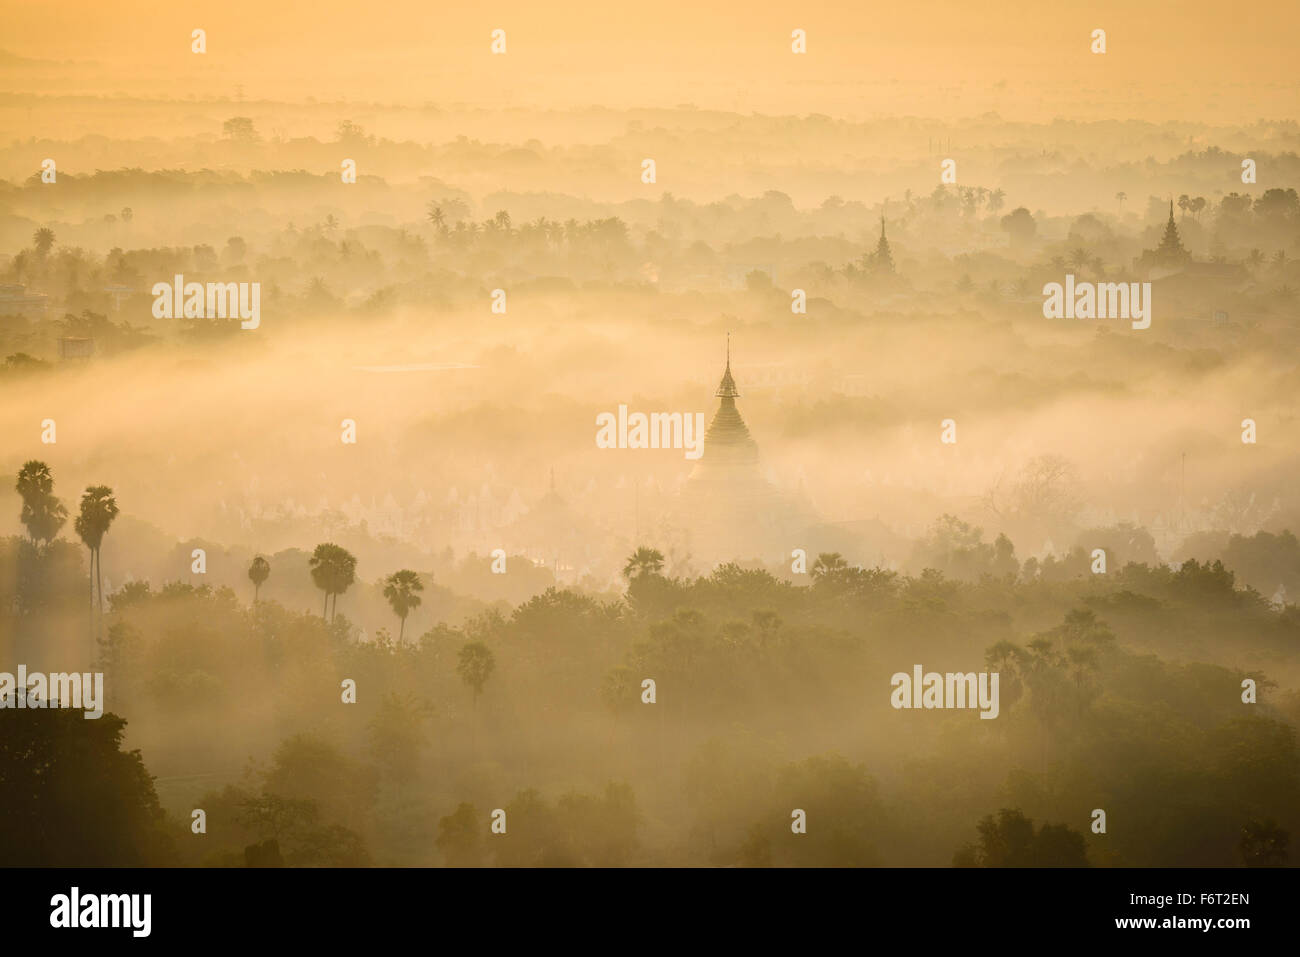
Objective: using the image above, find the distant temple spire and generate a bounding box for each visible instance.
[1154,198,1189,265]
[676,334,818,566]
[698,335,756,463]
[873,215,895,273]
[716,331,739,398]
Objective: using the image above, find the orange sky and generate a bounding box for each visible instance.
[3,1,1297,120]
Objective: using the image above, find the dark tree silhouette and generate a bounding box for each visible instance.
[382,569,424,642]
[16,461,68,549]
[457,641,496,753]
[1000,207,1036,246]
[436,802,483,866]
[308,543,357,621]
[810,552,855,589]
[458,641,495,708]
[248,555,270,603]
[0,709,171,866]
[32,227,55,258]
[953,808,1088,867]
[73,485,119,637]
[622,547,665,581]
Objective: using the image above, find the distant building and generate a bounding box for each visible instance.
[672,338,818,565]
[1150,261,1251,321]
[1136,203,1252,319]
[866,216,895,273]
[0,283,49,317]
[502,469,599,580]
[58,337,95,359]
[103,284,133,311]
[1137,201,1193,274]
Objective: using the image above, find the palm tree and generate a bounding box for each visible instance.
[810,552,849,582]
[1115,191,1126,215]
[1068,247,1092,273]
[457,640,495,751]
[383,569,424,642]
[458,640,495,707]
[16,461,52,529]
[600,665,635,737]
[248,555,270,603]
[622,546,665,581]
[309,549,330,617]
[309,543,358,621]
[984,640,1026,709]
[426,203,446,233]
[16,460,68,548]
[73,486,119,633]
[32,227,55,259]
[331,549,357,619]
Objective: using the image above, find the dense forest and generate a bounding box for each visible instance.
[2,473,1296,865]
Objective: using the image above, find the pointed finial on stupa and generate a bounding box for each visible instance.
[716,333,739,398]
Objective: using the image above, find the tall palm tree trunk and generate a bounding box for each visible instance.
[398,615,406,643]
[87,547,95,645]
[95,547,104,637]
[322,590,329,618]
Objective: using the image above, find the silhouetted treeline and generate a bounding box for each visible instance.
[2,531,1295,866]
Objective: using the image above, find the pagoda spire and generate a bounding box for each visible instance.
[872,215,895,273]
[716,333,739,397]
[1156,198,1188,263]
[698,334,756,464]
